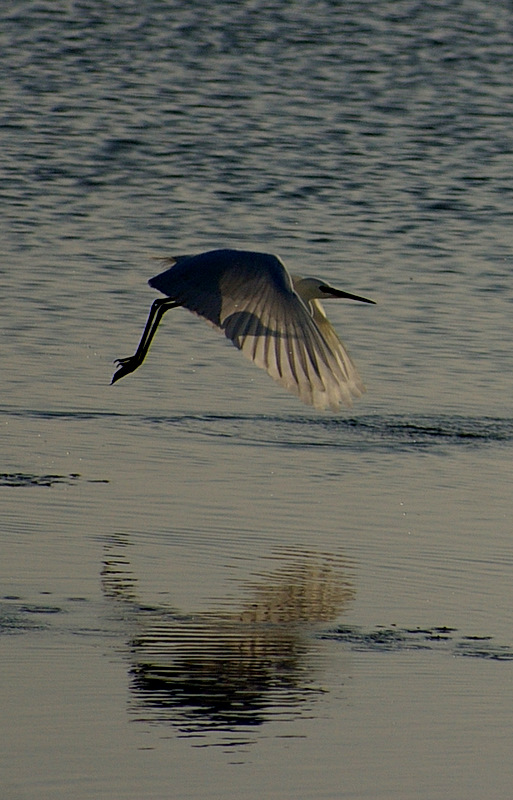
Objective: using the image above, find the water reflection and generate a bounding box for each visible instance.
[101,537,354,746]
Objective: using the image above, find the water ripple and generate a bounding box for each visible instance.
[320,625,513,661]
[4,407,513,452]
[137,412,513,451]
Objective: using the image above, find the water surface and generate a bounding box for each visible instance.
[1,2,513,799]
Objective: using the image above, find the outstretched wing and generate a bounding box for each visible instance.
[149,249,364,410]
[308,299,366,405]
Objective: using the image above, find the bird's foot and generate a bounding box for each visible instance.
[111,355,140,384]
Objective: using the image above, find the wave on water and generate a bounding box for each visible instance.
[149,412,513,451]
[4,407,513,452]
[320,625,513,661]
[0,472,81,488]
[0,472,109,488]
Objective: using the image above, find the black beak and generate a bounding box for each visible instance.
[320,285,375,304]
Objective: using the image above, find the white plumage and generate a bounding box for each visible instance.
[112,248,375,411]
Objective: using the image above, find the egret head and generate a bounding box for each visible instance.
[292,276,375,305]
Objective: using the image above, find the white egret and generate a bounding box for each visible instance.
[111,248,375,411]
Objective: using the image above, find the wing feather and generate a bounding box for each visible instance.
[310,299,366,402]
[149,249,365,410]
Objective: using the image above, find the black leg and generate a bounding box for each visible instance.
[111,297,181,384]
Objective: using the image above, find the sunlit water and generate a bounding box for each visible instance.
[2,2,513,799]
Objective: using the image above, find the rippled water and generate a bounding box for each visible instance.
[2,2,513,799]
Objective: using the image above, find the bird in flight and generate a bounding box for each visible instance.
[111,248,375,411]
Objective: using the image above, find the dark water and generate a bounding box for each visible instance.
[2,2,513,799]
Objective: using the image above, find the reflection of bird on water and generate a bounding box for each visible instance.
[238,554,354,625]
[101,542,354,743]
[112,248,375,410]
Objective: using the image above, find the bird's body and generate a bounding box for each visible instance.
[112,248,374,411]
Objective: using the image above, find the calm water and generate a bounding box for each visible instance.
[2,2,513,798]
